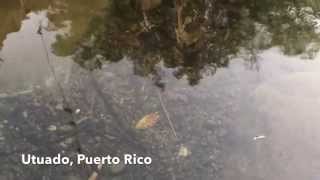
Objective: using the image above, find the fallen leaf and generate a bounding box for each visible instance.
[135,112,160,129]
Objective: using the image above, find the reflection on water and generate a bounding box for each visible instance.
[2,0,318,86]
[0,0,107,53]
[0,0,107,92]
[1,0,320,180]
[71,0,320,85]
[0,0,319,86]
[0,0,50,48]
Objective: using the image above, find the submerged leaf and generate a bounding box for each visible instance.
[135,112,160,129]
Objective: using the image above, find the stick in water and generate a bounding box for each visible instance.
[157,91,177,139]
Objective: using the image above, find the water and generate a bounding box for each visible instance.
[0,0,320,180]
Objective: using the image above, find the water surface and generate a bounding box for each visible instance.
[0,0,320,180]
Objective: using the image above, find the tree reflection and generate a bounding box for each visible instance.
[0,0,319,85]
[47,0,107,56]
[68,0,320,85]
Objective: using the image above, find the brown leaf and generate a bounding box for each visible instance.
[135,112,160,129]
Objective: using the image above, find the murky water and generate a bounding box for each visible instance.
[0,0,320,180]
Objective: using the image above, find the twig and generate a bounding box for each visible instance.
[157,91,177,139]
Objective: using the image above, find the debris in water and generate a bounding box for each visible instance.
[158,91,178,138]
[135,112,160,129]
[253,135,266,140]
[178,144,191,157]
[48,125,57,131]
[76,116,89,125]
[75,109,81,114]
[59,124,74,131]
